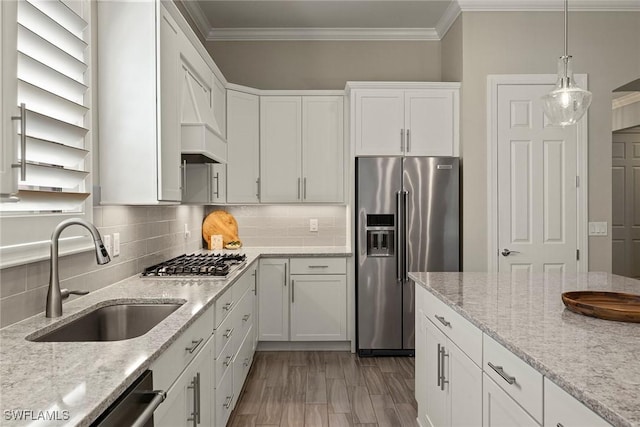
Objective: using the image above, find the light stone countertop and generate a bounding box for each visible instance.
[0,246,351,426]
[409,271,640,427]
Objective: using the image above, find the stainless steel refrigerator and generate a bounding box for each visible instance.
[356,156,459,356]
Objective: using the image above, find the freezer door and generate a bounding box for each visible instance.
[356,157,403,351]
[402,157,459,348]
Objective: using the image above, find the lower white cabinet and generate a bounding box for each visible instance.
[483,373,538,427]
[258,258,289,341]
[155,336,214,427]
[544,378,611,427]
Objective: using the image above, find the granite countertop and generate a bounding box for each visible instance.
[0,246,350,426]
[409,271,640,427]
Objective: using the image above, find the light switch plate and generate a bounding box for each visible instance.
[113,233,120,257]
[588,222,608,236]
[309,218,318,232]
[103,234,112,255]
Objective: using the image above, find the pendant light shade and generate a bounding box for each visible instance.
[542,0,592,126]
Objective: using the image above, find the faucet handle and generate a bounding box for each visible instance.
[60,289,90,299]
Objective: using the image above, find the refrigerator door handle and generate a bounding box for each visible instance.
[396,191,403,282]
[403,190,409,281]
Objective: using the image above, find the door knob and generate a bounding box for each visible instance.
[501,249,520,257]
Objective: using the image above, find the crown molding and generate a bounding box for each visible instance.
[435,1,462,38]
[179,0,212,40]
[457,0,640,11]
[612,92,640,109]
[206,27,439,41]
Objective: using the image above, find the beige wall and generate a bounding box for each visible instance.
[441,16,463,82]
[459,11,640,271]
[205,40,441,90]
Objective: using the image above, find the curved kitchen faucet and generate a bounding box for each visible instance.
[46,218,111,318]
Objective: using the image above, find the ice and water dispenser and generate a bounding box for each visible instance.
[365,214,395,257]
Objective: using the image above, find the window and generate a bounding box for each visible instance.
[0,0,93,268]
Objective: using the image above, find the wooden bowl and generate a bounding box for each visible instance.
[561,291,640,323]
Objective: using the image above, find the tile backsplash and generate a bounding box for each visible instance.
[205,205,348,247]
[0,205,203,328]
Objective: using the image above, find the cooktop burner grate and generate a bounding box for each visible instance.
[141,253,247,277]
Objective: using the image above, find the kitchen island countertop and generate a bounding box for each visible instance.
[409,271,640,427]
[0,246,351,426]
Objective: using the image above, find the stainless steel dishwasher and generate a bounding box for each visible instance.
[91,370,165,427]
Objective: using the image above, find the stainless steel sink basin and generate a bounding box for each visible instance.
[29,302,183,342]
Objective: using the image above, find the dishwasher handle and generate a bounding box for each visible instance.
[130,390,166,427]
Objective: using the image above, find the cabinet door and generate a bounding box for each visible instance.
[544,378,611,427]
[227,90,259,203]
[302,96,344,202]
[483,373,538,427]
[404,90,456,157]
[415,307,428,427]
[290,274,346,341]
[353,90,404,156]
[0,0,18,197]
[449,342,482,426]
[424,317,449,427]
[155,337,213,427]
[260,96,302,202]
[258,258,289,341]
[158,6,182,202]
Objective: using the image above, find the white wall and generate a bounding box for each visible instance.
[459,11,640,272]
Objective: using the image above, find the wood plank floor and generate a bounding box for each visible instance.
[229,351,418,427]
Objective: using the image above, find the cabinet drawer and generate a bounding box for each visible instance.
[483,334,543,423]
[233,266,255,302]
[214,308,236,359]
[215,287,234,328]
[423,289,482,366]
[215,364,234,427]
[215,336,235,388]
[289,257,346,274]
[483,373,539,427]
[152,306,214,392]
[233,287,255,342]
[233,325,255,408]
[544,378,611,427]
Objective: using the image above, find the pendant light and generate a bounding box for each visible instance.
[542,0,592,126]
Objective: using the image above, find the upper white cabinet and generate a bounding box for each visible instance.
[182,163,226,204]
[349,83,460,157]
[226,89,260,204]
[98,2,182,204]
[260,95,344,203]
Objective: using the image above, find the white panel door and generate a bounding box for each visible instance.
[354,90,404,156]
[158,7,182,202]
[227,90,259,203]
[302,96,344,202]
[290,274,347,341]
[482,374,538,427]
[449,342,482,427]
[404,90,455,157]
[497,84,578,273]
[612,130,640,278]
[424,317,449,427]
[258,258,289,341]
[260,96,302,202]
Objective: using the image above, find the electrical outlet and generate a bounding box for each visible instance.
[588,222,608,236]
[309,218,318,232]
[103,234,112,256]
[184,223,191,239]
[113,233,120,257]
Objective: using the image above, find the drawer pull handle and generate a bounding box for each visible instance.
[185,338,203,354]
[308,265,329,268]
[487,362,516,385]
[435,315,451,327]
[224,355,232,367]
[557,424,565,427]
[243,357,250,367]
[224,328,234,339]
[242,314,250,321]
[223,394,233,409]
[223,301,233,311]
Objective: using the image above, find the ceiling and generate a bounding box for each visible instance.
[179,0,640,41]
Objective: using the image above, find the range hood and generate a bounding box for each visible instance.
[180,66,227,164]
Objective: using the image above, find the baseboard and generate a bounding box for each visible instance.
[257,341,352,351]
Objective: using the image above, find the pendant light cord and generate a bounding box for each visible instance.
[564,0,568,57]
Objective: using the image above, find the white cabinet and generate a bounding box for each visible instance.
[350,84,460,157]
[260,96,344,203]
[258,258,289,341]
[290,275,347,341]
[544,378,611,427]
[98,2,182,204]
[155,336,213,427]
[227,90,260,203]
[183,163,226,204]
[0,1,17,198]
[483,373,539,427]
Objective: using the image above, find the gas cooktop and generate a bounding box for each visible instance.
[141,253,247,278]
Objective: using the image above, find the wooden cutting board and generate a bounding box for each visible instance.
[561,291,640,323]
[202,210,240,247]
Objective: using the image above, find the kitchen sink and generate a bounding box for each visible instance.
[28,302,183,342]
